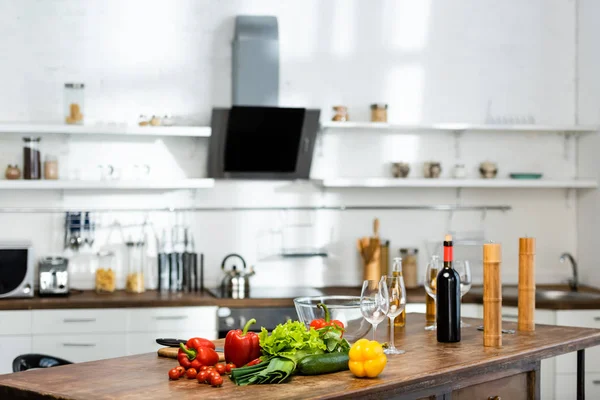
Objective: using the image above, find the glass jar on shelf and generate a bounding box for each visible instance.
[125,239,146,293]
[44,154,59,180]
[23,137,41,180]
[332,106,349,122]
[64,83,85,125]
[370,103,388,122]
[95,250,116,293]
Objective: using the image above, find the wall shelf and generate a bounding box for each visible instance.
[0,179,215,190]
[321,121,598,134]
[0,123,211,138]
[317,178,598,189]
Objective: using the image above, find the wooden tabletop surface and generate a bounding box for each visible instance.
[1,284,599,311]
[1,313,600,400]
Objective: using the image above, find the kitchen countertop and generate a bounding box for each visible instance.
[0,284,599,311]
[1,314,599,399]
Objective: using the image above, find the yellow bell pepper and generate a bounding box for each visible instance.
[348,338,387,378]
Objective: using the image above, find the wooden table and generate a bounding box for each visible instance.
[1,314,599,399]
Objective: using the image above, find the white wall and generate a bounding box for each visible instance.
[0,0,585,289]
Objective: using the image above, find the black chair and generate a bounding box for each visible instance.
[12,354,73,372]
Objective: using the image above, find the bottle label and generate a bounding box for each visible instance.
[443,245,453,262]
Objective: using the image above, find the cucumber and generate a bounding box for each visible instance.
[297,352,350,375]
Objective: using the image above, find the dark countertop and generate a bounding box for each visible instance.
[2,314,600,399]
[0,284,599,311]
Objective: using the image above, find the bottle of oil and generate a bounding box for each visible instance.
[391,258,407,327]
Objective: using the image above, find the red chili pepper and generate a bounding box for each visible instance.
[224,318,261,368]
[245,358,262,367]
[309,303,344,335]
[178,342,219,368]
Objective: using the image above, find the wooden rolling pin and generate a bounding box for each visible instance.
[483,242,502,348]
[518,237,536,332]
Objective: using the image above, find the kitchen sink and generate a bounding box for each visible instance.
[470,286,600,301]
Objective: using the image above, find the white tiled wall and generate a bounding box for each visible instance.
[0,0,588,289]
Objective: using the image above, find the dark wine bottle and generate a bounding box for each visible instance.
[436,234,461,343]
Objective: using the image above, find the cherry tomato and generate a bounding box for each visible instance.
[175,366,186,378]
[197,370,210,384]
[215,363,226,375]
[199,365,210,372]
[186,368,198,379]
[210,373,223,387]
[168,368,180,380]
[225,363,236,373]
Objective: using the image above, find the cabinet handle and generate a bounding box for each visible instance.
[593,380,600,385]
[501,314,518,319]
[154,316,188,321]
[62,343,96,347]
[63,318,96,323]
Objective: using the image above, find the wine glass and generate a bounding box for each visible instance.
[454,260,472,327]
[382,268,406,355]
[360,279,389,341]
[424,255,440,331]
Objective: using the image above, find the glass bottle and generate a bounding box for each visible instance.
[64,83,85,124]
[390,257,407,327]
[95,250,116,293]
[125,239,145,293]
[23,137,41,180]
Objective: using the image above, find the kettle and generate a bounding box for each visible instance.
[220,253,255,299]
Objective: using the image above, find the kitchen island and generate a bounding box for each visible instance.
[1,314,599,399]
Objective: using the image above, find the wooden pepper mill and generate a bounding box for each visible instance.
[518,237,536,331]
[483,242,502,348]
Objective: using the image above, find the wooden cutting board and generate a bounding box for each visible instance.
[157,347,225,362]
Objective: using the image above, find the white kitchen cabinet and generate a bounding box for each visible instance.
[0,311,31,335]
[462,303,483,319]
[556,372,600,400]
[32,309,127,334]
[555,310,600,374]
[0,336,31,374]
[127,307,218,333]
[32,334,127,363]
[126,330,218,356]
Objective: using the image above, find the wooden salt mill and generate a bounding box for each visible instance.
[483,242,502,348]
[518,237,536,331]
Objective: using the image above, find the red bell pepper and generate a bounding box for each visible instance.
[224,318,261,368]
[178,342,219,368]
[186,337,215,350]
[309,303,344,335]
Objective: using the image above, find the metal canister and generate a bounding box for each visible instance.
[400,248,419,288]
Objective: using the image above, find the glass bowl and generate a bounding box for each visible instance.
[293,295,371,342]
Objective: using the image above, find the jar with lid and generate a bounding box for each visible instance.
[95,250,116,293]
[125,240,146,293]
[400,248,418,288]
[370,103,388,122]
[332,106,349,122]
[23,137,41,180]
[44,154,59,180]
[64,83,85,124]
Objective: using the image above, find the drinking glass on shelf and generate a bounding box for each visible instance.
[424,255,440,331]
[454,260,472,327]
[360,278,390,341]
[382,259,406,355]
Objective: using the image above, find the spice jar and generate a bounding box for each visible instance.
[23,137,41,180]
[5,165,21,180]
[332,106,349,122]
[95,250,116,293]
[44,155,59,180]
[400,248,419,288]
[64,83,85,124]
[370,103,388,122]
[125,240,146,293]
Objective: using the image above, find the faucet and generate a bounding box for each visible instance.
[559,252,579,291]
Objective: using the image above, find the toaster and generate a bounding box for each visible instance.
[39,257,69,296]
